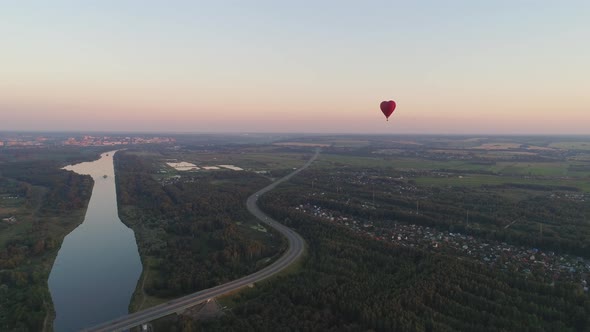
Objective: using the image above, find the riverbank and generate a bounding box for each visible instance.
[41,208,91,332]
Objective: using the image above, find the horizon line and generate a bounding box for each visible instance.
[1,130,590,138]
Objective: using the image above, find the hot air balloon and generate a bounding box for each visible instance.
[380,100,396,121]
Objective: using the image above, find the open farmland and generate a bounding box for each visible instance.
[550,141,590,151]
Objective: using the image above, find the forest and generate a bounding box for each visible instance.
[137,138,590,331]
[189,189,590,331]
[114,151,284,304]
[0,148,96,331]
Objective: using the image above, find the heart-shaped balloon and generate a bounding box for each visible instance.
[380,100,396,121]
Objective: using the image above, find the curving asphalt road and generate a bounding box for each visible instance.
[83,149,320,332]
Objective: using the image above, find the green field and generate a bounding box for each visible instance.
[318,155,485,170]
[317,154,399,168]
[549,141,590,150]
[489,162,568,176]
[319,154,590,177]
[415,174,590,191]
[0,219,33,248]
[0,184,44,248]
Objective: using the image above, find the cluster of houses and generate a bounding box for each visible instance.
[0,139,43,147]
[549,192,588,202]
[64,135,175,146]
[0,134,177,148]
[296,203,590,292]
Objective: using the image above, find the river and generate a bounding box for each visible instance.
[48,151,142,331]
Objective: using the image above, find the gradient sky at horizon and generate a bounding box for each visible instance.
[1,1,589,134]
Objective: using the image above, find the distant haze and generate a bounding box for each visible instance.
[1,1,589,134]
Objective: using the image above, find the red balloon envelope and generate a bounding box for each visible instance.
[380,100,396,121]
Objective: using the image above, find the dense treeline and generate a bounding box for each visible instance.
[191,189,590,332]
[0,146,108,164]
[0,153,94,331]
[114,152,284,300]
[1,160,92,213]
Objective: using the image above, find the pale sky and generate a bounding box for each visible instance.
[1,1,589,134]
